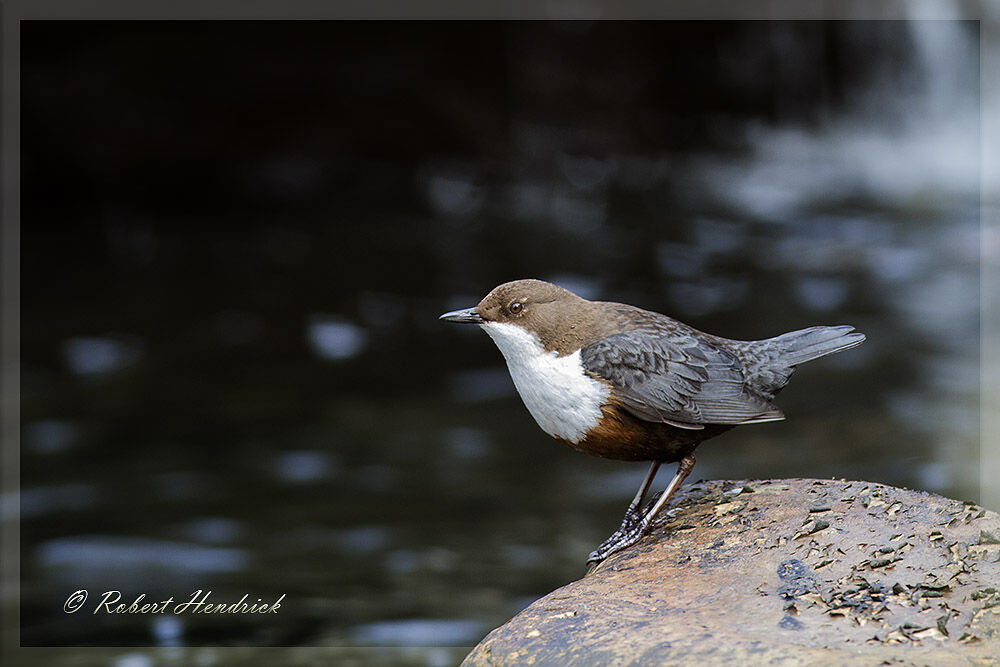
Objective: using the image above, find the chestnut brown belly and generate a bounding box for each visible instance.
[557,403,733,462]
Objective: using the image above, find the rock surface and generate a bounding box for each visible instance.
[463,479,1000,665]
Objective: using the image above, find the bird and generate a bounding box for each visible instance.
[440,278,865,570]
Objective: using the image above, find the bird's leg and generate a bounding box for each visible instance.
[613,460,661,534]
[583,467,655,573]
[587,455,696,571]
[584,462,660,570]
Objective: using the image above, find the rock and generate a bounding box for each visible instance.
[463,479,1000,665]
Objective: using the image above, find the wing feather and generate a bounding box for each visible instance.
[581,330,784,428]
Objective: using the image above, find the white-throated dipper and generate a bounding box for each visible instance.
[440,279,865,570]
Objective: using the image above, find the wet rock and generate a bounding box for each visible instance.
[463,479,1000,665]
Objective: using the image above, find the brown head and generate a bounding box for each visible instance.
[440,279,610,355]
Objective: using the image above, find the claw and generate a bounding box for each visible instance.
[586,512,653,569]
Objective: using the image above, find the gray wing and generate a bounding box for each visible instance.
[580,330,784,429]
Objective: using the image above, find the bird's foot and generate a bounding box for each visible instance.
[585,513,651,573]
[587,455,695,574]
[586,491,678,573]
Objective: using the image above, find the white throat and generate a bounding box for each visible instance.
[480,321,609,444]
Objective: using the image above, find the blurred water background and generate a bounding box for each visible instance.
[17,18,990,660]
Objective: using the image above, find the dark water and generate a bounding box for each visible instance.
[17,20,983,659]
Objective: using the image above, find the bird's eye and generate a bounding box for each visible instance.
[509,301,524,315]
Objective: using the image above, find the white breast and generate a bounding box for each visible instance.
[480,322,609,444]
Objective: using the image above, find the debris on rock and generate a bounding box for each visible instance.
[463,479,1000,665]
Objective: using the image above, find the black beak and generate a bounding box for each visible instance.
[439,307,484,324]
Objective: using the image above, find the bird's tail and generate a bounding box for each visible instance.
[732,325,865,397]
[768,325,866,367]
